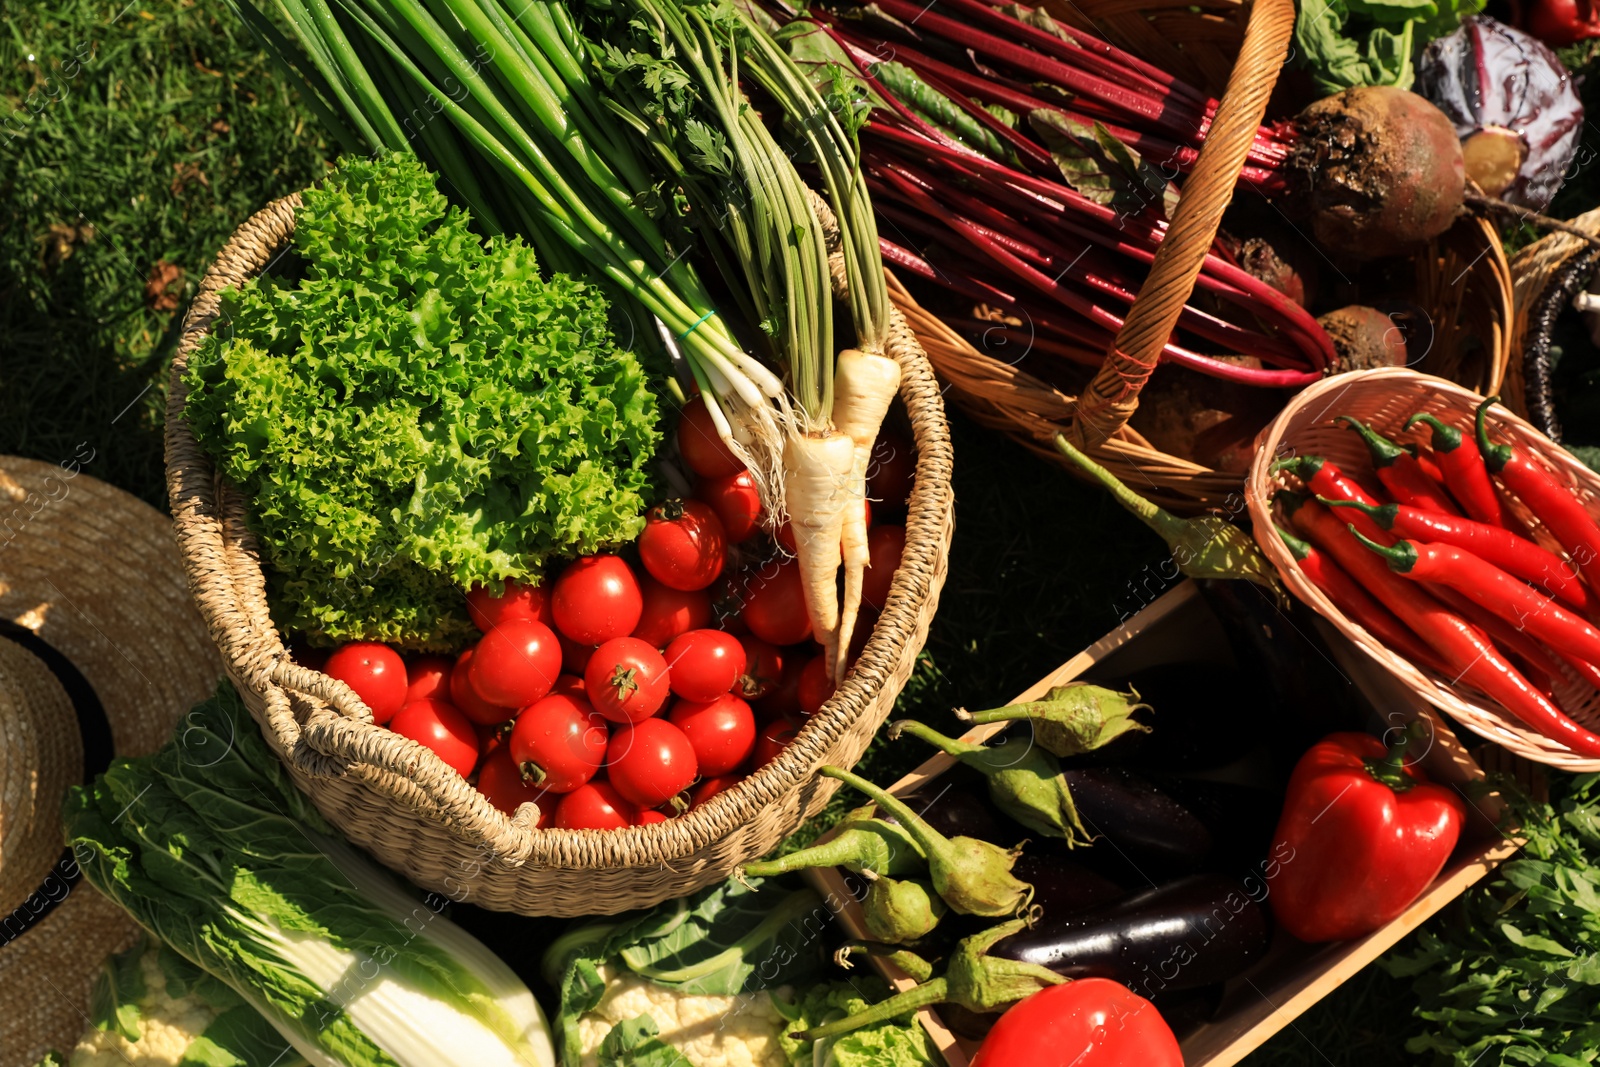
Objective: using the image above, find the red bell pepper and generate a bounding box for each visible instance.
[1518,0,1600,46]
[970,978,1182,1067]
[1267,728,1466,943]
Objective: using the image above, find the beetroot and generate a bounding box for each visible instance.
[1285,86,1466,259]
[1318,305,1411,373]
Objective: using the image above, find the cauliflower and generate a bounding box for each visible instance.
[575,968,791,1067]
[65,939,308,1067]
[69,946,220,1067]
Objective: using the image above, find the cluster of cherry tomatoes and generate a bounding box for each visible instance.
[303,399,915,831]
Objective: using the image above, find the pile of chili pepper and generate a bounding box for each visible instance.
[1272,397,1600,759]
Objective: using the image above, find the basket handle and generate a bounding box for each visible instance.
[1069,0,1296,448]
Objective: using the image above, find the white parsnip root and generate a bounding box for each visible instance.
[783,430,857,677]
[828,348,903,683]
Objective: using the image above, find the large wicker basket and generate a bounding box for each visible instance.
[1246,368,1600,771]
[164,193,955,916]
[895,0,1514,515]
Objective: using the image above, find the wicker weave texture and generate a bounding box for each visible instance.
[1247,368,1600,770]
[164,193,955,915]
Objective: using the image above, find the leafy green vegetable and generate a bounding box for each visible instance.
[63,683,555,1067]
[544,876,825,1066]
[184,152,661,648]
[774,981,937,1067]
[595,1016,695,1067]
[1293,0,1480,95]
[1383,773,1600,1065]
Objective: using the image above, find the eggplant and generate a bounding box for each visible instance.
[1195,578,1363,764]
[1064,766,1213,880]
[900,769,1030,844]
[1143,775,1283,875]
[1076,661,1264,772]
[993,873,1271,995]
[1012,852,1127,920]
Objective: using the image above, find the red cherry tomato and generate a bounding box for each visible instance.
[753,716,802,768]
[508,693,609,793]
[776,499,871,556]
[585,637,671,724]
[736,636,785,701]
[753,652,805,719]
[552,556,643,645]
[468,619,562,709]
[465,579,550,633]
[742,558,812,646]
[474,719,513,765]
[555,781,636,830]
[636,808,671,825]
[664,630,747,702]
[797,655,835,716]
[390,698,478,777]
[558,631,596,676]
[867,432,916,509]
[668,694,756,776]
[405,654,454,704]
[639,499,727,592]
[606,719,699,808]
[451,648,515,725]
[695,469,762,543]
[689,774,743,810]
[677,397,744,478]
[475,746,552,823]
[632,575,713,648]
[324,642,407,725]
[550,673,588,699]
[863,525,906,611]
[968,979,1182,1067]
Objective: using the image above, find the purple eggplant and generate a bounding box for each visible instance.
[992,873,1271,995]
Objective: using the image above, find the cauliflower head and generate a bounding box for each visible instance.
[575,968,791,1067]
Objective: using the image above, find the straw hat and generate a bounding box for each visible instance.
[0,454,221,1067]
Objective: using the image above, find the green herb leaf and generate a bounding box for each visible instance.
[90,937,148,1042]
[595,1016,695,1067]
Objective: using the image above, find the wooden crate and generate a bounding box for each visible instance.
[805,581,1522,1067]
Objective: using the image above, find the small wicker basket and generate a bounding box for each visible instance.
[1510,206,1600,441]
[1246,367,1600,771]
[897,0,1515,515]
[164,193,955,916]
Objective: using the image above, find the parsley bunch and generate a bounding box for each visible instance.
[185,153,660,649]
[1385,773,1600,1064]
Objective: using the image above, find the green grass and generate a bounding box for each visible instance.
[0,0,332,504]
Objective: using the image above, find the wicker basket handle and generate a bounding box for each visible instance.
[1070,0,1296,448]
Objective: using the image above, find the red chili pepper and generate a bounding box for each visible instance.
[1286,497,1600,756]
[1453,594,1600,699]
[1409,446,1448,487]
[1354,531,1600,675]
[1273,456,1393,543]
[1266,727,1465,943]
[1405,412,1507,527]
[1276,524,1445,672]
[1320,497,1600,616]
[1477,397,1600,595]
[1338,416,1463,516]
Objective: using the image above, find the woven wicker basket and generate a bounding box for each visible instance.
[1510,206,1600,440]
[1246,367,1600,771]
[164,193,955,916]
[896,0,1514,515]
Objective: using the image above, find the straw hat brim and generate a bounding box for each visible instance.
[0,454,222,1066]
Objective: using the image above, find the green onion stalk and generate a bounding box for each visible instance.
[235,0,900,676]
